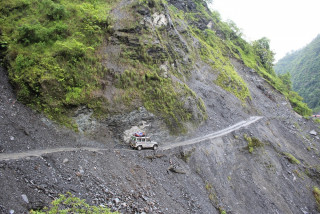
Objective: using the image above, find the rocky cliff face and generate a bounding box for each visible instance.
[1,0,320,213]
[82,0,251,143]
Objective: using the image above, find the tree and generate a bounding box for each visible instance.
[227,20,243,38]
[253,37,275,75]
[278,72,292,91]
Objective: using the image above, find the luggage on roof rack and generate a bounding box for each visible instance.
[134,132,145,137]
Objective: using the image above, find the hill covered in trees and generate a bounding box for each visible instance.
[275,35,320,113]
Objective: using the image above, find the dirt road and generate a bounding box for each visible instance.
[0,116,263,161]
[161,116,263,150]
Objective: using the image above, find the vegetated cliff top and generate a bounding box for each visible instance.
[275,34,320,113]
[0,0,311,135]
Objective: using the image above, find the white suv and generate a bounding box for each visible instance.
[130,136,158,150]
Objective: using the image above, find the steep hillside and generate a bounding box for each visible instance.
[275,35,320,113]
[1,0,320,213]
[0,0,310,138]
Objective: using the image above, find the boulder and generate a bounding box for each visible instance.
[310,130,317,136]
[21,195,29,204]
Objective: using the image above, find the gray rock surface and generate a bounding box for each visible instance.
[2,58,320,213]
[21,195,29,204]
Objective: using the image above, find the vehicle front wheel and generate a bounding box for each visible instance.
[137,146,142,151]
[153,145,158,150]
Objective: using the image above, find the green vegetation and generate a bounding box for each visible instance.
[115,69,207,133]
[206,16,312,116]
[170,0,311,116]
[219,208,227,214]
[0,0,115,128]
[313,187,320,211]
[30,192,117,214]
[205,181,217,203]
[305,165,320,179]
[169,3,251,102]
[107,1,211,133]
[237,36,312,116]
[191,27,250,101]
[0,0,312,132]
[244,134,264,153]
[275,35,320,113]
[283,152,300,164]
[205,182,213,191]
[204,182,226,214]
[0,0,209,133]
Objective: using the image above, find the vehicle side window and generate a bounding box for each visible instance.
[147,138,151,142]
[137,138,141,142]
[142,138,146,142]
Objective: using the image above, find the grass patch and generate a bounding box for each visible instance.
[219,208,227,214]
[205,182,213,191]
[313,187,320,211]
[314,118,320,124]
[204,182,226,214]
[283,152,300,164]
[30,192,117,213]
[205,181,218,204]
[244,134,264,153]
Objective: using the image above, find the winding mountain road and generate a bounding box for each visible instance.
[0,116,263,161]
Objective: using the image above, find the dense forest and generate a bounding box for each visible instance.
[275,35,320,113]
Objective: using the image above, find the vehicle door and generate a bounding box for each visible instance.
[141,138,147,148]
[135,137,142,147]
[145,138,152,148]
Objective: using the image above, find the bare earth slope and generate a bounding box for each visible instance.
[1,60,320,214]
